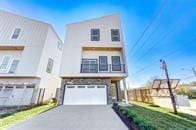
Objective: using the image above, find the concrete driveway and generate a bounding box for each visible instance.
[8,105,128,130]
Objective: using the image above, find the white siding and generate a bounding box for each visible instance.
[37,27,63,101]
[82,50,123,65]
[0,10,48,45]
[60,14,128,77]
[0,10,49,76]
[0,10,63,102]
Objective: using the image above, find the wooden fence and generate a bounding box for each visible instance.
[128,87,171,104]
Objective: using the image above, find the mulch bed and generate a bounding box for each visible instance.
[113,106,140,130]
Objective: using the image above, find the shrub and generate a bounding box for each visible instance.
[188,90,196,99]
[121,109,128,116]
[112,102,118,108]
[119,106,156,130]
[139,122,156,130]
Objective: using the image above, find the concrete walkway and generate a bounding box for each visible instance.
[8,105,128,130]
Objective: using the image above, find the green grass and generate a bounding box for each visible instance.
[190,99,196,102]
[121,102,196,130]
[0,104,56,130]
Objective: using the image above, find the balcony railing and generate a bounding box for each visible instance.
[80,64,125,73]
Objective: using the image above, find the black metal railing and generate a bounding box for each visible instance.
[80,64,125,73]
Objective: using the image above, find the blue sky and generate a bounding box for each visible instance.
[0,0,195,87]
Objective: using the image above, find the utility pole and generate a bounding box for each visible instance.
[160,59,177,114]
[192,67,196,77]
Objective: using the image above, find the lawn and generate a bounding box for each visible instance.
[0,104,56,130]
[190,99,196,102]
[120,102,196,130]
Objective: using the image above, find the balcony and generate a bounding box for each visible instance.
[80,64,125,73]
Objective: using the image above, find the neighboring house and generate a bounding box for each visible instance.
[59,15,128,105]
[0,10,63,106]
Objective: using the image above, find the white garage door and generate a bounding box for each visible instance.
[0,86,34,106]
[63,85,107,105]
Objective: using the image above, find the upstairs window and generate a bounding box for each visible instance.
[99,56,108,71]
[12,28,21,39]
[81,59,97,73]
[111,56,121,71]
[0,56,11,70]
[46,58,54,73]
[111,29,120,41]
[9,59,20,73]
[91,29,100,41]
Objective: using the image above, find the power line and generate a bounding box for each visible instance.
[134,25,176,63]
[181,76,195,80]
[131,0,180,57]
[131,22,160,57]
[131,37,196,76]
[133,10,191,63]
[128,0,168,55]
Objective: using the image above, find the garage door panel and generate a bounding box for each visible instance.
[0,87,34,106]
[63,85,107,105]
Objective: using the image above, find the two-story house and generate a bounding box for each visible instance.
[0,10,63,106]
[59,15,128,105]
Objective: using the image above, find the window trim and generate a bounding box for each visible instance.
[81,59,98,73]
[11,28,22,40]
[99,56,108,72]
[91,28,100,41]
[8,58,20,73]
[111,29,120,41]
[111,56,121,71]
[0,55,12,72]
[46,58,54,74]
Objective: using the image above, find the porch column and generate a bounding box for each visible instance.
[123,79,129,104]
[116,81,122,101]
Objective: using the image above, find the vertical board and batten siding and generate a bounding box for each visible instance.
[0,10,63,103]
[0,11,49,76]
[0,11,48,45]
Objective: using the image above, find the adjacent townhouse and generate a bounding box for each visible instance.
[59,15,128,105]
[0,10,63,106]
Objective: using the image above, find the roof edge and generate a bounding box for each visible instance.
[66,14,120,26]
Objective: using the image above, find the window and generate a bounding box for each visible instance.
[97,85,105,88]
[81,59,97,73]
[12,28,21,39]
[99,56,108,71]
[9,59,19,73]
[16,86,24,89]
[91,29,100,41]
[87,86,95,88]
[5,86,13,89]
[46,58,54,73]
[67,86,75,88]
[0,56,11,70]
[111,56,121,71]
[57,42,63,51]
[77,85,85,88]
[0,86,3,91]
[26,85,35,88]
[111,29,120,41]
